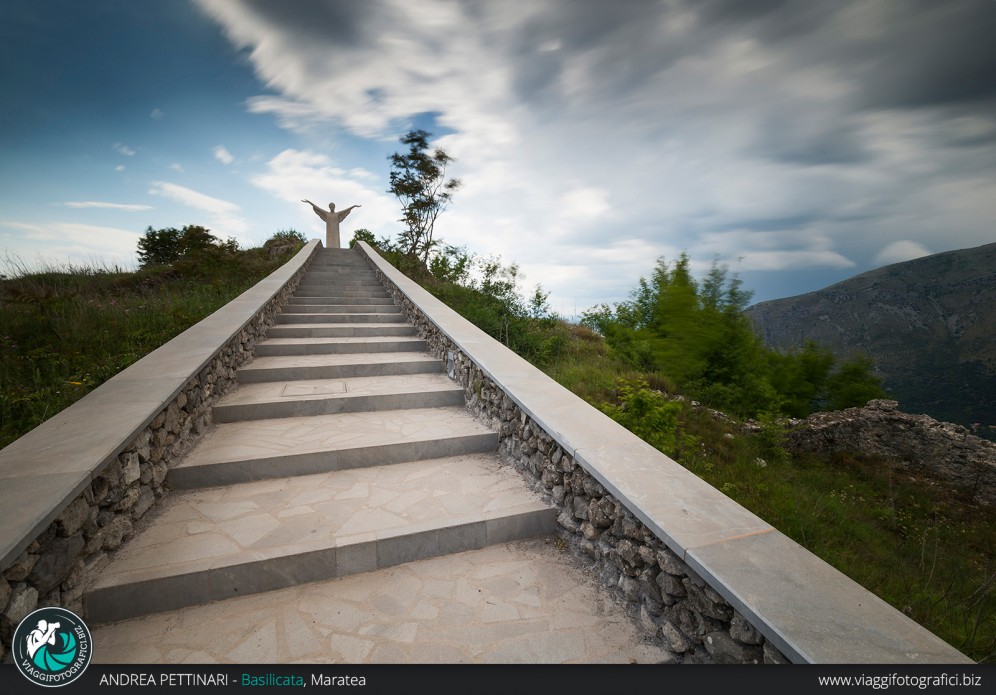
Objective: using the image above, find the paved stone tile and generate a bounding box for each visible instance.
[95,455,545,586]
[176,407,493,467]
[92,538,676,664]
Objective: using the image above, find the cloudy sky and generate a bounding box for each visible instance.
[2,0,994,312]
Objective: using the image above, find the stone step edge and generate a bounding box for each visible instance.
[84,505,556,624]
[168,433,499,490]
[212,386,465,422]
[254,340,428,357]
[236,357,443,383]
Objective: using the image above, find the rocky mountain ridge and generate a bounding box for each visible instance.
[746,242,996,438]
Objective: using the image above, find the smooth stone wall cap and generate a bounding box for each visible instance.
[686,530,973,664]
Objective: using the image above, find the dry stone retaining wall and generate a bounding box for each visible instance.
[364,256,788,665]
[0,243,318,662]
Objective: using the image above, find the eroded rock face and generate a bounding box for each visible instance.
[784,399,996,505]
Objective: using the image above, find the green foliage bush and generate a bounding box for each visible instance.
[598,379,683,456]
[581,253,886,418]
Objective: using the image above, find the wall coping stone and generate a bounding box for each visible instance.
[356,241,972,664]
[0,240,322,571]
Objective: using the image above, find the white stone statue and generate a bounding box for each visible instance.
[302,200,361,249]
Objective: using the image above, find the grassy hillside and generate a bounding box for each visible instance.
[0,231,305,449]
[411,253,995,663]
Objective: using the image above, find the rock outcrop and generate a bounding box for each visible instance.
[784,400,996,506]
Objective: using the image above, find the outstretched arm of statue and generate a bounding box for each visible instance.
[301,199,327,221]
[337,204,361,221]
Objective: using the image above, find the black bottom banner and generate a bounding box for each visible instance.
[1,663,993,695]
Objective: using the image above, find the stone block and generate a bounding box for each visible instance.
[704,631,763,664]
[684,579,733,621]
[618,573,644,601]
[551,485,566,505]
[56,497,91,537]
[676,604,723,639]
[132,486,155,520]
[639,604,659,634]
[658,547,687,576]
[556,511,580,534]
[28,533,85,595]
[730,611,764,645]
[661,620,692,653]
[580,538,600,559]
[101,516,133,551]
[115,487,140,512]
[541,468,561,489]
[571,494,590,521]
[582,476,607,498]
[587,499,612,528]
[0,578,10,613]
[3,551,38,583]
[657,571,686,598]
[616,539,642,570]
[763,641,791,664]
[133,430,152,462]
[1,584,38,638]
[580,522,599,541]
[120,452,141,485]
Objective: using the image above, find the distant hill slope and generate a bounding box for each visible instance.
[746,242,996,438]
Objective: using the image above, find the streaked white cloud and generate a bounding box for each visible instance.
[874,240,931,266]
[192,0,996,307]
[213,145,235,165]
[150,107,164,119]
[148,181,248,239]
[59,201,154,211]
[114,165,126,172]
[169,163,185,173]
[113,143,136,156]
[0,220,142,267]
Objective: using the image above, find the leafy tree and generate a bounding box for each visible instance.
[825,355,887,410]
[582,253,888,418]
[387,129,461,267]
[137,225,224,268]
[136,226,182,267]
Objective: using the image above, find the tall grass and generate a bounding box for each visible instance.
[0,245,299,449]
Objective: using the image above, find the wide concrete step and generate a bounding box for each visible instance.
[295,274,381,281]
[255,336,426,356]
[267,323,416,338]
[237,353,443,383]
[289,292,390,301]
[282,303,401,314]
[286,298,395,308]
[296,283,385,292]
[86,456,555,623]
[302,269,379,277]
[212,373,465,422]
[298,276,384,289]
[168,406,498,489]
[309,255,368,264]
[275,312,404,324]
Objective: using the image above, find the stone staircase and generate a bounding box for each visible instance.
[84,248,557,624]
